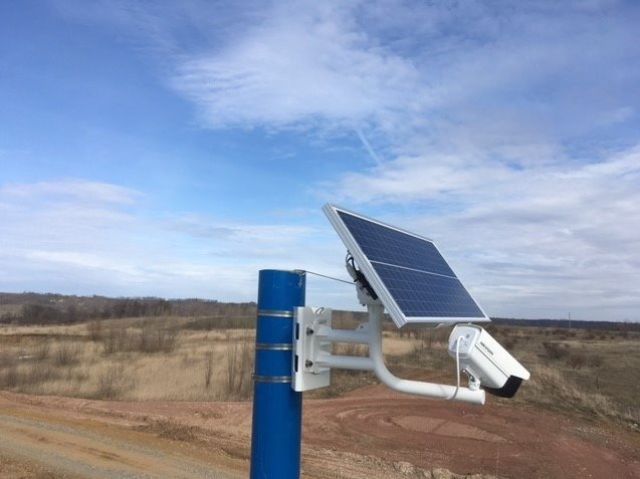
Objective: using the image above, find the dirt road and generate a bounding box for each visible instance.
[305,386,640,478]
[0,388,639,478]
[0,395,241,479]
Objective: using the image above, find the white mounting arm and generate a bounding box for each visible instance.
[366,303,485,405]
[293,302,485,405]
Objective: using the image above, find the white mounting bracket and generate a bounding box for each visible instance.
[292,301,486,404]
[292,307,332,392]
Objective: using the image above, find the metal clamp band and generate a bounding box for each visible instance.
[255,343,293,351]
[257,309,294,318]
[252,374,292,383]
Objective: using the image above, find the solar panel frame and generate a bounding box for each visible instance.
[323,204,490,328]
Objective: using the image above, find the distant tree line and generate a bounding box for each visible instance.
[0,292,256,326]
[491,317,640,332]
[2,292,637,331]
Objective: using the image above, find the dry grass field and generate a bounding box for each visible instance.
[0,317,254,401]
[0,315,426,403]
[388,324,640,428]
[1,316,639,424]
[312,321,640,430]
[0,313,639,478]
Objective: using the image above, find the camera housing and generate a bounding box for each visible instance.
[448,324,530,398]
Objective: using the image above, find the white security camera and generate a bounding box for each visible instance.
[448,324,530,398]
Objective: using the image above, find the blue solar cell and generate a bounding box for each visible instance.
[326,206,488,323]
[337,211,456,278]
[371,262,484,318]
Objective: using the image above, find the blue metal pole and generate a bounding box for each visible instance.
[250,269,305,479]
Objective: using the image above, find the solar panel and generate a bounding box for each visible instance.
[323,204,489,327]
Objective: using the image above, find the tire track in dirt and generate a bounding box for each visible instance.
[302,386,640,478]
[1,388,639,479]
[0,398,240,479]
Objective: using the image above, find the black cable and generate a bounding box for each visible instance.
[344,253,378,300]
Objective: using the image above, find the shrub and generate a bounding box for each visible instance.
[567,352,587,369]
[585,331,597,340]
[95,366,125,399]
[87,320,103,341]
[138,326,178,353]
[102,323,131,355]
[542,341,570,360]
[184,316,255,330]
[525,364,614,417]
[54,343,81,366]
[587,354,604,368]
[1,365,19,388]
[19,304,63,324]
[0,364,59,389]
[204,351,214,389]
[33,342,50,361]
[26,364,58,384]
[224,332,253,399]
[101,322,178,355]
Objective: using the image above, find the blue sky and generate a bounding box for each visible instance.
[1,1,639,321]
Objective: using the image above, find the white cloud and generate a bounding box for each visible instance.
[171,3,421,131]
[42,1,640,320]
[0,179,141,205]
[0,179,357,305]
[332,146,640,320]
[168,213,314,245]
[328,152,513,203]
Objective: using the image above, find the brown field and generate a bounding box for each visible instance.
[0,316,639,478]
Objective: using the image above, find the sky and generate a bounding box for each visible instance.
[1,0,639,321]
